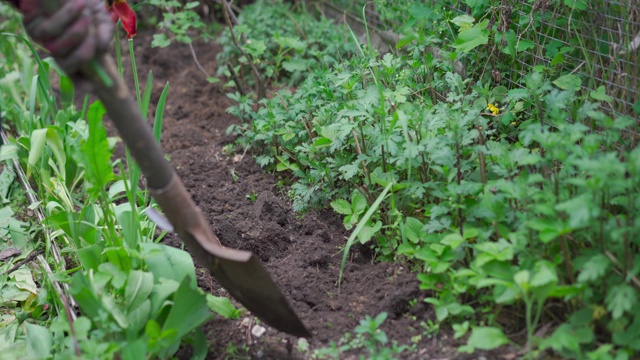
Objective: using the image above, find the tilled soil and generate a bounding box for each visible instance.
[115,31,498,360]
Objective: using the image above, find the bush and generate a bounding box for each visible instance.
[222,0,640,357]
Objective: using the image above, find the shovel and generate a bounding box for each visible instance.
[42,0,310,338]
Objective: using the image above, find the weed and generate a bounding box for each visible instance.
[246,191,258,203]
[312,312,413,359]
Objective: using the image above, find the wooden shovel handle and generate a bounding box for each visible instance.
[89,55,175,190]
[90,54,228,250]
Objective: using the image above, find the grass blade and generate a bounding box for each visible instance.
[338,182,392,288]
[153,82,170,143]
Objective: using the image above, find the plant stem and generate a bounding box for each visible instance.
[128,39,141,108]
[220,0,265,98]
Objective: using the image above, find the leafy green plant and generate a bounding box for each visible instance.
[148,0,217,48]
[220,1,640,358]
[311,312,412,359]
[0,11,239,358]
[216,0,358,92]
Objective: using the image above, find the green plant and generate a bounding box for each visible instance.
[312,312,412,359]
[148,0,217,48]
[221,1,640,358]
[0,12,239,358]
[246,191,258,202]
[217,0,358,93]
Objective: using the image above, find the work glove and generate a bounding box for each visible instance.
[18,0,114,84]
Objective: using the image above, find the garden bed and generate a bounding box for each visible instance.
[120,31,506,359]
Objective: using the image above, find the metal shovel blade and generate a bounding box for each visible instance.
[151,177,311,338]
[185,230,311,338]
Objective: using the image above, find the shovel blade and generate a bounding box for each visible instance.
[185,231,311,338]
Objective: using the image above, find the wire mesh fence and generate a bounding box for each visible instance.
[314,0,640,117]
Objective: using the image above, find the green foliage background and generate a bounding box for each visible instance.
[221,0,640,358]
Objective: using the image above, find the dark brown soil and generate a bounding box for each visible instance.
[114,31,506,360]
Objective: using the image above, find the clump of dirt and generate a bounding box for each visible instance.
[114,31,507,359]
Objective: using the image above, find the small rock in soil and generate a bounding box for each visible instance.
[251,325,266,338]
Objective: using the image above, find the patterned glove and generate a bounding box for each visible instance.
[19,0,114,79]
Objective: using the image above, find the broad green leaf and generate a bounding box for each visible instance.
[313,137,332,148]
[127,299,152,333]
[548,284,585,298]
[590,86,613,102]
[149,278,179,317]
[27,128,47,178]
[76,244,102,271]
[507,88,529,101]
[243,39,266,57]
[80,101,115,193]
[450,15,475,30]
[404,217,424,244]
[494,285,518,304]
[25,323,52,360]
[98,263,127,289]
[408,3,434,20]
[206,294,240,319]
[441,232,464,249]
[125,270,154,311]
[115,204,139,249]
[517,39,535,52]
[105,247,132,273]
[467,327,509,350]
[282,59,308,72]
[162,277,212,341]
[141,243,197,288]
[339,163,359,180]
[191,329,208,360]
[453,321,470,339]
[497,30,517,59]
[59,75,74,109]
[397,243,416,256]
[274,36,305,51]
[452,20,489,53]
[612,313,640,348]
[45,129,66,179]
[122,338,147,360]
[65,317,89,341]
[0,323,19,352]
[514,270,530,289]
[152,33,171,48]
[553,74,582,91]
[531,261,558,287]
[352,191,367,215]
[11,268,38,295]
[70,272,102,319]
[555,194,597,229]
[0,144,19,162]
[101,294,129,328]
[606,284,636,319]
[563,0,588,10]
[577,254,610,283]
[357,221,382,244]
[540,324,582,353]
[330,199,352,215]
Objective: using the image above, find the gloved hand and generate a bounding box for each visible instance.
[19,0,114,81]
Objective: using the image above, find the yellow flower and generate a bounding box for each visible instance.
[487,103,500,115]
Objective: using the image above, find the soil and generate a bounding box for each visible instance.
[113,31,508,360]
